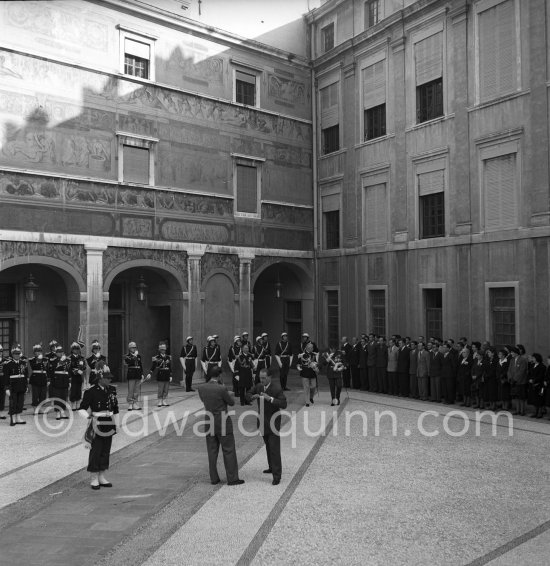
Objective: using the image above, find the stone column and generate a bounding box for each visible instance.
[85,244,107,347]
[187,252,204,343]
[238,252,254,334]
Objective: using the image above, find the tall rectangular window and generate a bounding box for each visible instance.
[415,32,443,123]
[418,169,445,239]
[483,153,517,231]
[124,38,150,79]
[321,23,334,52]
[365,0,381,28]
[326,290,339,348]
[478,0,517,102]
[235,70,257,106]
[320,82,340,155]
[236,162,258,214]
[0,284,16,311]
[0,319,15,353]
[424,289,442,339]
[123,145,150,184]
[323,211,340,249]
[370,290,386,337]
[362,59,386,141]
[364,183,387,243]
[490,287,516,346]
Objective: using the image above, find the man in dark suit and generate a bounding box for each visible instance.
[197,366,244,486]
[340,336,352,389]
[441,343,457,404]
[397,338,410,397]
[248,368,287,485]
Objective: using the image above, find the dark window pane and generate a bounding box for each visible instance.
[324,210,340,249]
[425,289,442,339]
[416,77,443,123]
[236,71,256,105]
[420,192,445,239]
[365,0,381,28]
[236,163,258,213]
[364,103,386,141]
[491,288,516,346]
[327,290,339,348]
[285,301,302,322]
[322,23,334,52]
[123,145,149,184]
[0,284,16,311]
[0,318,15,352]
[124,55,149,79]
[370,290,386,337]
[322,125,340,155]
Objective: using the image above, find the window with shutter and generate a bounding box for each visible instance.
[418,170,445,239]
[124,38,151,79]
[365,0,381,29]
[326,290,339,347]
[123,145,149,184]
[363,60,386,108]
[415,32,443,86]
[490,287,516,346]
[424,289,443,339]
[321,23,335,52]
[322,194,340,249]
[365,183,387,242]
[235,70,257,106]
[320,82,340,154]
[369,290,386,337]
[478,0,517,101]
[483,153,517,231]
[236,163,258,214]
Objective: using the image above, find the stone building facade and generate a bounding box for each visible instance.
[308,0,550,353]
[0,0,315,380]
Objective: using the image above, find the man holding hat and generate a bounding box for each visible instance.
[4,344,29,426]
[50,344,71,420]
[147,342,172,407]
[69,341,87,410]
[29,343,48,413]
[179,336,197,392]
[227,336,242,394]
[87,340,107,387]
[201,336,221,378]
[79,362,119,490]
[124,341,144,410]
[0,344,7,420]
[275,332,293,391]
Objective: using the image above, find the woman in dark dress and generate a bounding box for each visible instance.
[483,347,498,411]
[234,344,254,406]
[496,349,511,410]
[458,347,473,407]
[527,353,546,418]
[471,352,484,409]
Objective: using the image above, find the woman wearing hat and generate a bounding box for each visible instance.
[124,341,144,410]
[79,362,119,489]
[69,342,87,411]
[4,344,29,426]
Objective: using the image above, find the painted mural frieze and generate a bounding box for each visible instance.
[0,241,86,279]
[200,253,240,286]
[267,74,309,108]
[262,203,313,226]
[103,247,188,288]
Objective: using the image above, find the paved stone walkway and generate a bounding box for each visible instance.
[1,374,550,565]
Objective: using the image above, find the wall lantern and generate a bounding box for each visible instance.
[135,275,148,303]
[24,273,39,303]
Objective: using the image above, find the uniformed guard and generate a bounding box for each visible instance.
[147,341,172,407]
[201,336,222,379]
[28,343,48,413]
[253,335,271,384]
[124,341,143,410]
[50,344,71,419]
[234,343,254,406]
[298,342,319,407]
[4,344,28,426]
[179,336,197,392]
[275,332,293,391]
[240,331,251,351]
[227,336,242,394]
[87,340,107,385]
[79,362,119,490]
[46,339,59,398]
[69,341,87,410]
[0,344,6,420]
[300,333,319,359]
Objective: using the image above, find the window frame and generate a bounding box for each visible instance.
[325,288,340,349]
[321,124,340,155]
[232,153,265,219]
[485,282,519,345]
[323,209,341,250]
[364,0,382,29]
[232,63,262,108]
[321,22,335,53]
[364,103,387,141]
[117,132,158,186]
[118,25,157,81]
[420,191,445,239]
[367,286,388,337]
[420,285,445,340]
[416,77,444,124]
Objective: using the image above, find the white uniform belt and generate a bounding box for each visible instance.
[55,371,68,374]
[92,411,113,417]
[280,355,290,357]
[33,370,47,373]
[10,374,24,378]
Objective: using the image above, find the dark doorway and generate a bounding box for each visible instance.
[108,314,124,381]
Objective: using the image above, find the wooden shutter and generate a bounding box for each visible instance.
[322,193,340,212]
[125,38,150,59]
[236,70,256,85]
[320,82,339,128]
[365,183,387,242]
[484,154,517,231]
[123,145,149,184]
[362,60,386,108]
[415,32,443,86]
[479,0,516,101]
[236,163,258,213]
[418,170,444,196]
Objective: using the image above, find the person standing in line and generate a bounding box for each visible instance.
[397,338,410,397]
[50,344,71,419]
[430,345,443,402]
[240,331,251,351]
[527,353,546,418]
[28,343,48,414]
[248,368,287,485]
[179,336,197,392]
[408,341,418,399]
[0,345,7,420]
[496,348,511,410]
[441,343,457,405]
[69,341,87,411]
[508,346,528,416]
[275,332,293,392]
[234,343,254,406]
[416,342,431,401]
[201,336,221,379]
[358,336,368,391]
[227,336,242,394]
[471,351,484,409]
[87,341,107,389]
[366,333,378,393]
[79,363,119,490]
[46,339,59,400]
[322,347,344,406]
[298,342,318,407]
[4,344,28,426]
[349,337,361,390]
[376,337,388,394]
[253,335,270,384]
[197,366,244,486]
[386,338,398,396]
[340,336,352,390]
[458,347,473,407]
[147,342,172,407]
[483,347,498,411]
[124,341,144,410]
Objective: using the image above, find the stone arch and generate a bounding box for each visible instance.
[251,258,313,292]
[201,267,239,294]
[104,259,185,292]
